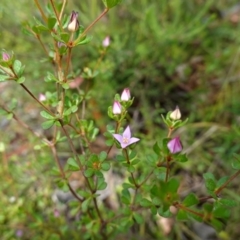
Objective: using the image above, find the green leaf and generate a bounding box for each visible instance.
[153,141,161,155]
[213,205,230,218]
[71,105,78,113]
[67,158,80,171]
[216,176,229,188]
[82,198,91,212]
[16,76,25,84]
[187,210,203,222]
[127,165,135,173]
[0,74,9,82]
[40,111,55,120]
[6,113,13,120]
[42,120,55,129]
[133,212,144,224]
[218,199,237,207]
[176,153,188,162]
[99,151,107,162]
[75,35,93,46]
[176,209,188,221]
[232,158,240,170]
[48,17,57,29]
[211,219,224,231]
[121,189,131,205]
[140,198,152,207]
[84,168,94,177]
[13,60,22,76]
[101,162,110,171]
[205,178,216,192]
[102,0,121,8]
[183,193,199,207]
[97,181,107,190]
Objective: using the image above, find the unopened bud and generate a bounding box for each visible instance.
[170,106,181,120]
[102,36,110,47]
[2,52,10,61]
[113,101,122,114]
[121,88,131,101]
[68,11,79,32]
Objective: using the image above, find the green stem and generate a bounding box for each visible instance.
[123,149,139,188]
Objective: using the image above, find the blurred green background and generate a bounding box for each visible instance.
[1,0,240,239]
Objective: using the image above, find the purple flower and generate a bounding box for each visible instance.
[121,88,131,101]
[2,52,10,61]
[102,36,110,47]
[16,229,23,238]
[113,126,140,148]
[112,101,122,114]
[68,11,79,32]
[167,137,182,154]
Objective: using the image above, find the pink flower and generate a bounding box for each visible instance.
[121,88,131,101]
[113,101,122,114]
[167,137,182,154]
[68,11,79,32]
[102,36,110,47]
[113,126,140,149]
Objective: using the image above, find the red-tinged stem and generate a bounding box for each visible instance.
[74,8,109,45]
[215,169,240,195]
[174,202,204,219]
[34,0,47,23]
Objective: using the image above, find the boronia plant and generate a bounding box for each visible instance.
[0,0,240,239]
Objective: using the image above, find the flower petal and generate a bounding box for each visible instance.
[123,126,131,138]
[113,134,123,144]
[129,137,140,145]
[167,137,182,154]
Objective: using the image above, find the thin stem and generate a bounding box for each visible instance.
[165,157,170,182]
[36,34,49,57]
[139,169,154,187]
[20,84,54,115]
[0,103,50,145]
[50,144,83,203]
[74,8,109,45]
[123,149,139,188]
[65,48,72,81]
[59,0,67,20]
[215,169,240,195]
[174,202,204,219]
[34,0,47,23]
[50,0,63,31]
[167,127,173,138]
[107,121,121,156]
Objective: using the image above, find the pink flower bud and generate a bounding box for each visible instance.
[2,52,10,61]
[102,36,110,47]
[167,137,182,154]
[170,106,181,120]
[113,101,122,114]
[121,88,131,101]
[68,11,79,32]
[39,94,46,102]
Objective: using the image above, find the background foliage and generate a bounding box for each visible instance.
[1,0,240,239]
